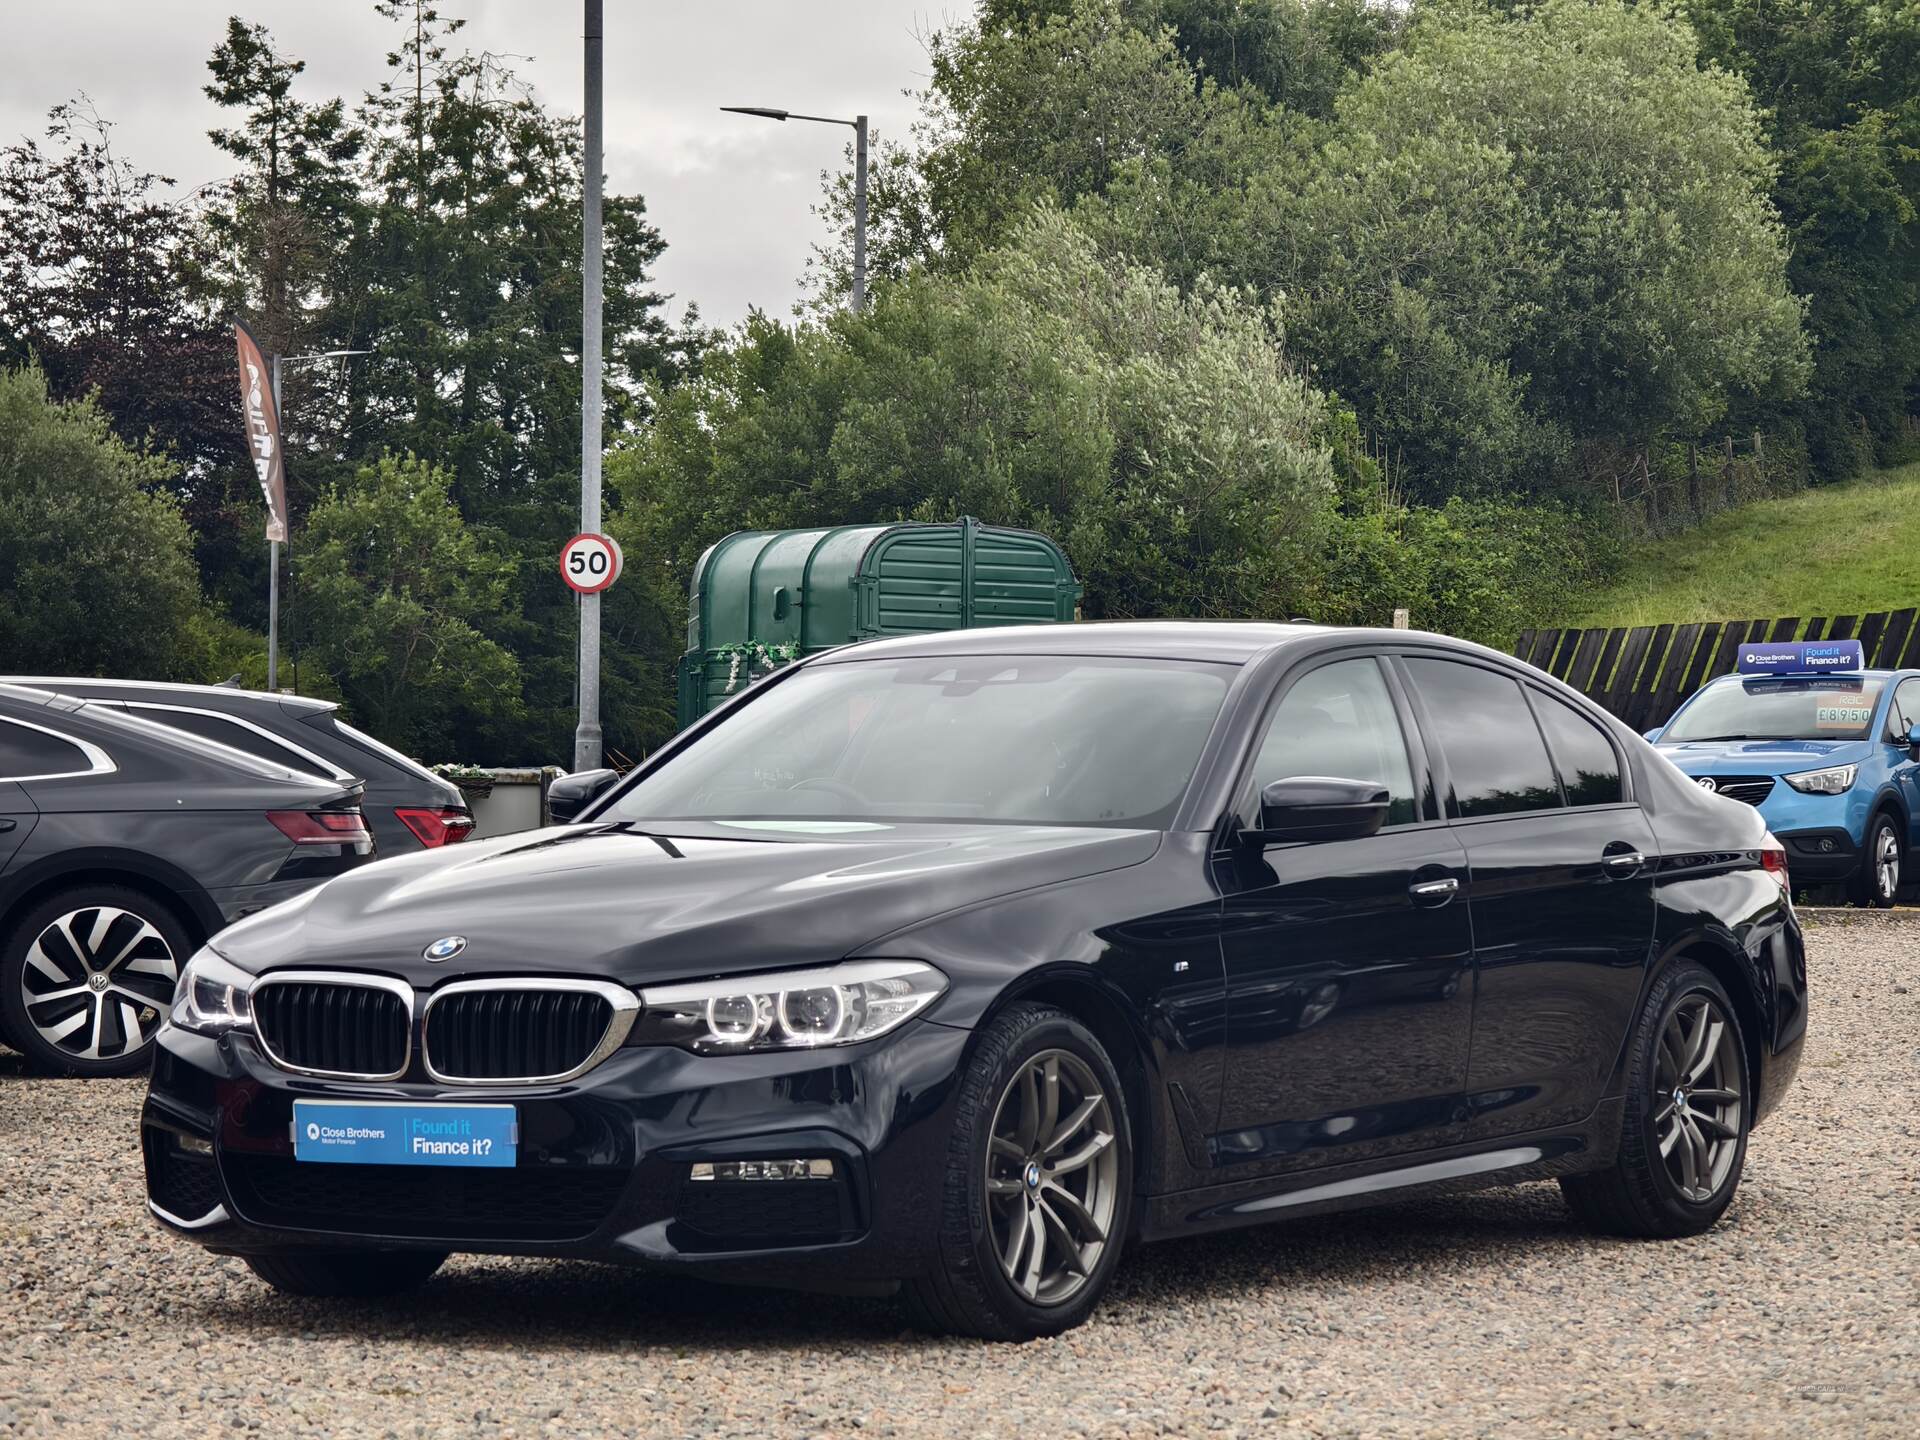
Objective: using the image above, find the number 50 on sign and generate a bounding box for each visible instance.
[560,532,623,594]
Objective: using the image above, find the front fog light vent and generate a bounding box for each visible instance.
[689,1158,835,1182]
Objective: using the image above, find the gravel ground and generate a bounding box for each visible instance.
[2,910,1916,1440]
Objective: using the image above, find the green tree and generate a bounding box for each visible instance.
[618,208,1339,655]
[1682,0,1920,479]
[1262,0,1808,496]
[0,365,216,677]
[0,103,234,489]
[295,453,521,757]
[345,11,692,760]
[204,17,365,352]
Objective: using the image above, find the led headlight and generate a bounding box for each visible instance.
[633,960,946,1053]
[169,949,257,1035]
[1782,763,1857,795]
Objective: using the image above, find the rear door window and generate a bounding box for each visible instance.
[1403,658,1563,819]
[128,707,334,779]
[1528,689,1624,807]
[0,719,97,779]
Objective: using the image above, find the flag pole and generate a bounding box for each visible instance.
[268,352,282,692]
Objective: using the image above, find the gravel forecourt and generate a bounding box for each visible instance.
[2,910,1915,1439]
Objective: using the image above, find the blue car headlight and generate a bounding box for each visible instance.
[1781,763,1857,795]
[631,960,947,1053]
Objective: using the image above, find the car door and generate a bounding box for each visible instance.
[1397,656,1657,1141]
[1212,653,1475,1173]
[0,721,58,873]
[0,778,35,875]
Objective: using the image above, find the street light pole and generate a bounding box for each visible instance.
[852,114,868,312]
[575,0,605,772]
[720,106,870,311]
[269,353,282,693]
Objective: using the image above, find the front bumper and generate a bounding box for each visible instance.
[142,1018,969,1289]
[1772,827,1863,884]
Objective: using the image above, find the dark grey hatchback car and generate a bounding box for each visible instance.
[0,683,373,1076]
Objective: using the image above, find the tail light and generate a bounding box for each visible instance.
[394,806,476,848]
[1760,832,1791,892]
[268,809,372,846]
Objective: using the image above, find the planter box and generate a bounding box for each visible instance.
[465,767,564,838]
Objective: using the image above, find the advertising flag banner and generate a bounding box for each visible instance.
[233,321,287,543]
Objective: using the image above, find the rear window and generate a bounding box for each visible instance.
[328,720,442,784]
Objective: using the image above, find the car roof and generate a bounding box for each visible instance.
[811,620,1351,665]
[2,675,336,716]
[0,683,351,791]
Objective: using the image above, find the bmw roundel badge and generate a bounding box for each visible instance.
[423,935,467,962]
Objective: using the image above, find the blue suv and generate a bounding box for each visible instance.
[1649,647,1920,906]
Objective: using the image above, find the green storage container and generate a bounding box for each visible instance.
[676,517,1081,726]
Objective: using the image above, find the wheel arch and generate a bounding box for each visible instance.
[1650,933,1768,1114]
[1867,787,1909,841]
[0,850,216,951]
[975,965,1159,1207]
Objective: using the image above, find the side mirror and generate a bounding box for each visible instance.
[1642,727,1665,743]
[546,767,618,824]
[1907,723,1920,761]
[1246,776,1390,846]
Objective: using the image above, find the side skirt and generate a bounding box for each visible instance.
[1139,1098,1624,1243]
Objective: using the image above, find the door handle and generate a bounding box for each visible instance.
[0,818,15,833]
[1602,850,1646,876]
[1410,876,1460,904]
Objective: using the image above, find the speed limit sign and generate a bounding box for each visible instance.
[560,532,623,594]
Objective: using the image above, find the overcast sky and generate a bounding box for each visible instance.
[0,1,953,328]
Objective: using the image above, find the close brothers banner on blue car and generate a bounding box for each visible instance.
[1736,638,1865,676]
[292,1099,518,1167]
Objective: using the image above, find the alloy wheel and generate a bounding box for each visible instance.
[1873,824,1900,902]
[18,907,178,1063]
[1652,994,1743,1203]
[984,1048,1119,1306]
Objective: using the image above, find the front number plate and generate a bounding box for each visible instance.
[292,1099,516,1168]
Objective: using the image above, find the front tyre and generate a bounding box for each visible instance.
[905,1003,1133,1340]
[244,1249,448,1298]
[1562,962,1749,1238]
[1850,811,1902,909]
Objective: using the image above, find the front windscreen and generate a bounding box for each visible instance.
[1663,676,1885,742]
[601,655,1235,828]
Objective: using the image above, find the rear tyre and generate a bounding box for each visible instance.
[1562,961,1749,1239]
[0,886,190,1077]
[1849,811,1902,909]
[904,1003,1133,1340]
[243,1249,448,1298]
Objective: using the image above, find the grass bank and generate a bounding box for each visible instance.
[1555,462,1920,627]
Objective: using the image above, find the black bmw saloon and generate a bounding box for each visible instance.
[143,624,1807,1338]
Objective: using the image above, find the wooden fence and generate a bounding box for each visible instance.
[1512,609,1920,732]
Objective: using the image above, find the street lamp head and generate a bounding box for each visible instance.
[721,106,789,121]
